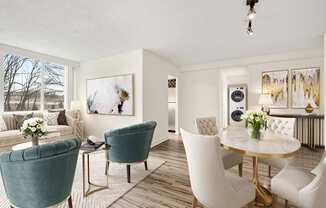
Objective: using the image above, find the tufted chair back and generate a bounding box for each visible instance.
[267,116,296,137]
[194,117,218,136]
[0,138,81,208]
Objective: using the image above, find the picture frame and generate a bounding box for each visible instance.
[261,70,289,108]
[291,67,320,109]
[86,74,134,116]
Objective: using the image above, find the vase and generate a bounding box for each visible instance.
[31,136,39,146]
[248,128,260,139]
[305,103,314,113]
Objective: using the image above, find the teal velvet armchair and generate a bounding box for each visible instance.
[0,138,81,208]
[104,121,157,183]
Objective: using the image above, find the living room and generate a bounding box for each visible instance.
[0,1,326,208]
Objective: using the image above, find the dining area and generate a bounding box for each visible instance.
[182,114,326,208]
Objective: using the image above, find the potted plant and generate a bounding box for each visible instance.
[241,111,267,139]
[21,118,47,146]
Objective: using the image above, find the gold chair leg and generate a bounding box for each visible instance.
[238,163,243,177]
[268,165,272,178]
[192,196,198,208]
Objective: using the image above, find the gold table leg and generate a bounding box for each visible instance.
[252,156,273,206]
[82,153,109,197]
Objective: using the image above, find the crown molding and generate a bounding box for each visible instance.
[180,49,324,72]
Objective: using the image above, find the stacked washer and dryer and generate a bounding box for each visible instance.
[228,85,248,127]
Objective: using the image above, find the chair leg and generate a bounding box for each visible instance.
[238,163,243,177]
[68,196,73,208]
[285,199,288,208]
[127,164,131,183]
[105,161,110,175]
[192,196,198,208]
[268,165,272,178]
[144,161,148,170]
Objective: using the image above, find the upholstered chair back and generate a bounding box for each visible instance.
[181,129,243,208]
[299,158,326,208]
[267,116,296,137]
[0,138,81,208]
[194,117,218,136]
[104,121,157,163]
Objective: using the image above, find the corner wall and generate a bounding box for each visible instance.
[143,50,179,145]
[75,50,144,138]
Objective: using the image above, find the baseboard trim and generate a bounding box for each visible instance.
[151,138,169,148]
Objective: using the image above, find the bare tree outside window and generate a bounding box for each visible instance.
[44,63,65,110]
[3,54,41,111]
[2,53,65,111]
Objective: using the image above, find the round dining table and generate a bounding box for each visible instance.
[219,127,301,206]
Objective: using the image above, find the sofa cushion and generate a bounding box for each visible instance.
[47,125,73,136]
[0,116,7,132]
[13,113,33,129]
[44,112,59,126]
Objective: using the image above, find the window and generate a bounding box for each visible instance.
[44,63,65,110]
[2,53,66,112]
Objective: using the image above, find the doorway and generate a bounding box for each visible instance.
[168,75,178,134]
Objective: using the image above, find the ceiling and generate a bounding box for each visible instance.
[0,0,325,66]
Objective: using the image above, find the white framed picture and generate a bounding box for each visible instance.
[86,74,134,115]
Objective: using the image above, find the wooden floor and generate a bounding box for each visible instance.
[110,134,324,208]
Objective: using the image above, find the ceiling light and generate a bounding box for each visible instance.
[247,21,254,35]
[248,7,256,20]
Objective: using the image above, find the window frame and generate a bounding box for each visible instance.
[0,49,73,113]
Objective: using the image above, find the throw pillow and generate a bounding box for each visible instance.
[57,110,68,126]
[44,112,59,126]
[0,116,7,132]
[13,113,33,129]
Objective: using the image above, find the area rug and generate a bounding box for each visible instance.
[0,152,166,208]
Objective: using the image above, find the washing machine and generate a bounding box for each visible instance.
[228,85,247,126]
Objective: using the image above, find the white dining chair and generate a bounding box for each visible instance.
[271,157,326,208]
[181,129,255,208]
[259,116,296,177]
[195,117,243,176]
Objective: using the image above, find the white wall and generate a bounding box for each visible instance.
[179,50,324,131]
[75,49,144,138]
[179,69,222,133]
[74,49,179,146]
[143,50,179,145]
[324,33,326,148]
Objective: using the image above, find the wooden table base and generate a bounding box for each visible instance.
[252,157,273,206]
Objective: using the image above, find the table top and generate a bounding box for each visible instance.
[219,127,301,158]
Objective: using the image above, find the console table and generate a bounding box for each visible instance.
[270,114,324,150]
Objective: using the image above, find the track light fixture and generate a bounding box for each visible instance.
[247,20,253,36]
[246,0,259,35]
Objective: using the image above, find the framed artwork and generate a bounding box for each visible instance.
[262,70,289,108]
[291,67,320,108]
[86,74,134,115]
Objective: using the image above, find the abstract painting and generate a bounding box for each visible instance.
[87,74,134,115]
[291,67,320,108]
[262,70,289,108]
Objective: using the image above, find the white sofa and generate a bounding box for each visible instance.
[0,110,84,151]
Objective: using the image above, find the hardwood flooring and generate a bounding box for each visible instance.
[110,134,324,208]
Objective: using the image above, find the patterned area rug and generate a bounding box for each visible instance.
[0,152,166,208]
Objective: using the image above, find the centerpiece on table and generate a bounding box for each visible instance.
[241,111,267,139]
[21,118,47,146]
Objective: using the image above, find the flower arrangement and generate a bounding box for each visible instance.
[241,111,267,139]
[21,118,47,146]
